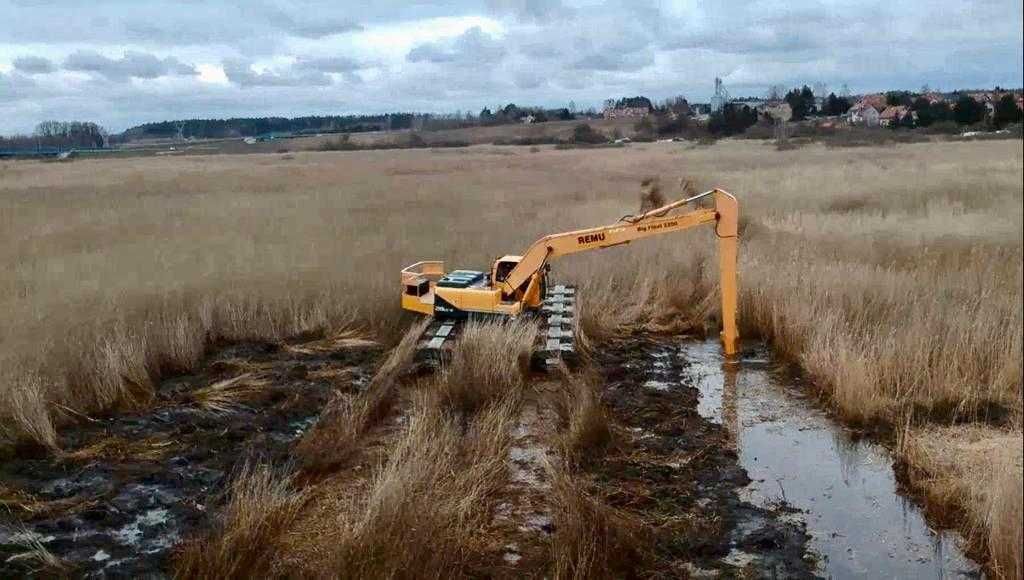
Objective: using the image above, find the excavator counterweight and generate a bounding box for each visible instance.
[401,188,740,366]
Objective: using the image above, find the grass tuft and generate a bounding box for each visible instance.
[548,465,647,579]
[189,373,272,415]
[174,461,309,579]
[432,319,537,418]
[295,320,427,474]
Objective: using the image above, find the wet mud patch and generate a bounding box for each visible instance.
[1,337,382,577]
[589,336,817,578]
[683,339,981,578]
[482,398,559,575]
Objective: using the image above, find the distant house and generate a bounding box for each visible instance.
[733,98,766,109]
[968,91,994,104]
[603,106,649,120]
[858,94,887,111]
[879,105,914,127]
[846,102,880,127]
[758,102,792,122]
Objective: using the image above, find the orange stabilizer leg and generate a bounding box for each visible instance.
[714,190,740,357]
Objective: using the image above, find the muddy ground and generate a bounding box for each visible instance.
[0,336,382,577]
[1,332,818,578]
[583,336,816,578]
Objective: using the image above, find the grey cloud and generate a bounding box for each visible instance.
[2,0,1023,136]
[0,71,38,99]
[513,68,545,89]
[571,51,654,72]
[407,26,506,65]
[276,13,362,38]
[485,0,571,21]
[293,56,362,73]
[63,50,197,80]
[13,55,56,74]
[222,58,332,87]
[124,19,252,46]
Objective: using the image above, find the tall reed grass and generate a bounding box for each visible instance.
[4,138,1021,575]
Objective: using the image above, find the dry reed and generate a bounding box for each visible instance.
[174,461,309,579]
[3,138,1021,575]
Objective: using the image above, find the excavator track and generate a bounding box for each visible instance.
[414,284,578,370]
[539,284,577,368]
[415,318,463,364]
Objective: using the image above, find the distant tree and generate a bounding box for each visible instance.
[661,95,691,116]
[912,98,953,127]
[549,108,573,121]
[784,86,815,120]
[32,120,107,148]
[708,104,758,135]
[633,116,656,140]
[501,103,522,120]
[821,93,851,116]
[992,94,1023,128]
[885,91,914,107]
[571,123,607,144]
[614,96,654,111]
[953,95,986,125]
[655,112,692,136]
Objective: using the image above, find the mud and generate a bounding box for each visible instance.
[0,338,381,578]
[589,336,818,578]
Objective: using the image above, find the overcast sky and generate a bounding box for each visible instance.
[1,0,1022,134]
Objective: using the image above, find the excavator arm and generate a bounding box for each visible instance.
[498,188,740,355]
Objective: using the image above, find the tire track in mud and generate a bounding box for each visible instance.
[487,398,558,573]
[0,337,382,577]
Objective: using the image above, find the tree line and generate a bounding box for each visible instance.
[0,121,109,152]
[122,114,418,140]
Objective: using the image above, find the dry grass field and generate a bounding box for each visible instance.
[1,137,1021,577]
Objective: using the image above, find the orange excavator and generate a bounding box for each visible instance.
[400,188,740,365]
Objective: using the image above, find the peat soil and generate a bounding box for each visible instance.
[0,336,382,577]
[588,335,818,578]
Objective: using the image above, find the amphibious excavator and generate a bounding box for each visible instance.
[400,188,739,366]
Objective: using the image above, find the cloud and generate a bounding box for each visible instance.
[1,0,1022,135]
[222,58,332,87]
[13,55,56,74]
[276,13,363,39]
[407,26,506,65]
[62,50,197,80]
[485,0,570,21]
[513,68,545,89]
[571,51,654,72]
[0,70,38,98]
[293,56,362,73]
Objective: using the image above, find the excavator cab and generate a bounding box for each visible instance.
[491,255,522,286]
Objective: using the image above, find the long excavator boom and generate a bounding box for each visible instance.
[401,188,740,360]
[496,188,739,354]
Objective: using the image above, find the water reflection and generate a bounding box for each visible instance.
[676,338,981,579]
[721,361,739,450]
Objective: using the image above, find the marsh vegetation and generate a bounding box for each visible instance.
[1,138,1020,577]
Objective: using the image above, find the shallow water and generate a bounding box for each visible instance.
[665,338,981,579]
